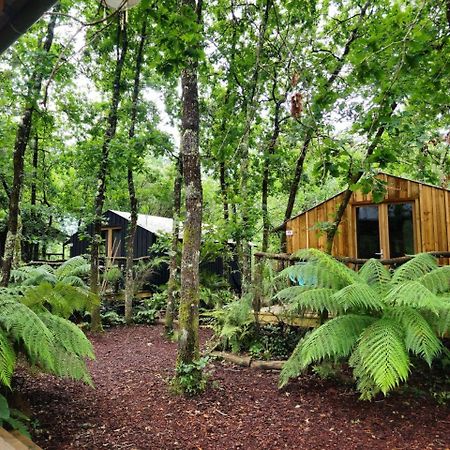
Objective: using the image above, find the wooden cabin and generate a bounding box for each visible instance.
[68,210,241,290]
[285,173,450,264]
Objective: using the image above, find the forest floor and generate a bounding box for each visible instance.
[15,324,450,450]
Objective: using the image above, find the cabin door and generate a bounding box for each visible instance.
[355,202,415,259]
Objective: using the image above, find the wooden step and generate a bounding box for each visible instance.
[0,428,42,450]
[11,431,42,450]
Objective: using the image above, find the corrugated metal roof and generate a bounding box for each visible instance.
[110,210,175,236]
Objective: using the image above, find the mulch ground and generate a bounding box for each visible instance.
[15,325,450,450]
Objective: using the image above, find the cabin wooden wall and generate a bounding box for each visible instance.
[286,174,450,264]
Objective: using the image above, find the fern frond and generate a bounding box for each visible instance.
[11,266,56,286]
[391,253,438,285]
[279,315,375,388]
[432,295,450,336]
[0,329,15,387]
[332,283,384,313]
[0,298,54,370]
[38,312,94,359]
[294,249,358,287]
[57,276,87,288]
[418,266,450,294]
[385,307,442,365]
[384,281,442,314]
[355,318,409,395]
[55,256,90,279]
[274,285,315,303]
[358,259,391,294]
[289,288,341,315]
[349,347,381,400]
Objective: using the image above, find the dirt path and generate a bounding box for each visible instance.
[17,325,450,449]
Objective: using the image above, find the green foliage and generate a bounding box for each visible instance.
[171,357,210,396]
[206,294,253,353]
[133,292,168,325]
[0,394,30,438]
[277,252,450,400]
[100,310,126,328]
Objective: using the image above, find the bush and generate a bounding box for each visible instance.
[277,250,450,400]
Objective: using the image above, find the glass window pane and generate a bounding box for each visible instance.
[356,206,380,259]
[388,203,414,258]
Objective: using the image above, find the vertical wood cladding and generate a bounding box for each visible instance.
[286,174,450,264]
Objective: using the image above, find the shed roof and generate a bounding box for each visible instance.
[110,210,174,236]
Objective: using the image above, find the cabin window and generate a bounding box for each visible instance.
[388,203,414,258]
[356,205,380,259]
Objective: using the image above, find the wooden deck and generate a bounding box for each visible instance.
[0,428,42,450]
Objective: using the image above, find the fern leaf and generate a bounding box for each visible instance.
[355,318,409,395]
[294,249,359,287]
[279,315,375,388]
[358,259,391,294]
[55,256,90,280]
[38,312,95,359]
[274,285,314,302]
[384,281,442,314]
[289,288,341,315]
[0,330,15,387]
[386,307,442,365]
[0,298,54,369]
[418,266,450,294]
[332,283,384,313]
[391,253,438,285]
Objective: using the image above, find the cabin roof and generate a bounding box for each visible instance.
[109,210,174,236]
[285,172,450,225]
[0,0,57,54]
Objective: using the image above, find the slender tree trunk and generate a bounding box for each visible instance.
[176,0,203,379]
[165,156,182,334]
[124,16,147,325]
[237,0,271,295]
[262,98,282,252]
[280,1,370,252]
[90,18,128,332]
[30,132,39,261]
[325,103,397,253]
[1,9,58,286]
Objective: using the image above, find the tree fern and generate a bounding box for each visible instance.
[275,251,450,399]
[55,256,90,280]
[279,315,375,388]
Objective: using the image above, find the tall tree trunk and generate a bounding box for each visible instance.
[237,0,271,295]
[325,103,397,253]
[90,17,128,332]
[124,15,147,325]
[176,0,203,383]
[262,97,282,252]
[165,156,182,335]
[30,132,39,261]
[1,9,58,286]
[280,1,370,252]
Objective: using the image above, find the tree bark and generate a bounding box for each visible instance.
[1,9,58,287]
[124,15,147,325]
[176,0,203,375]
[165,156,182,335]
[90,17,128,332]
[262,97,282,253]
[237,0,271,295]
